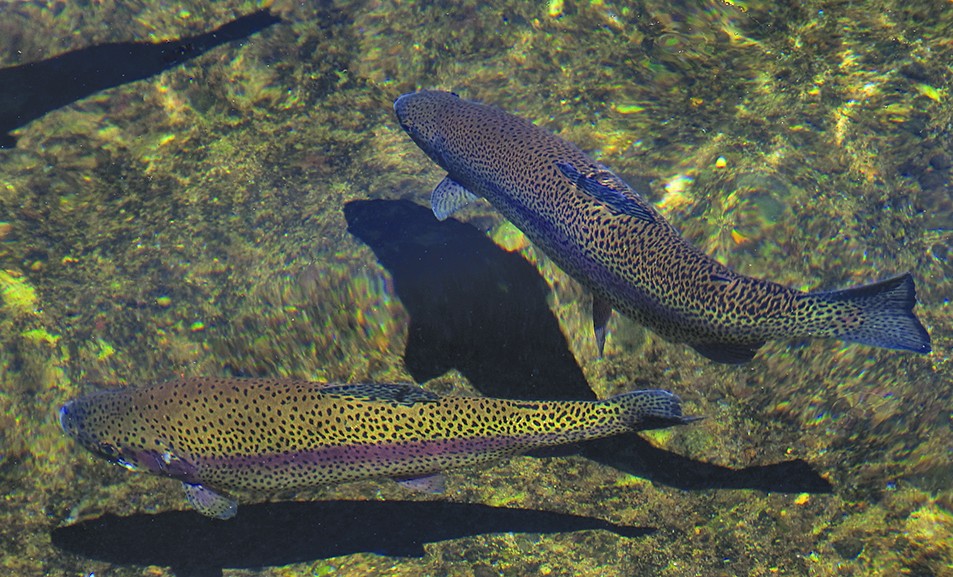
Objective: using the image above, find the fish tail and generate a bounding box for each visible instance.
[610,389,699,431]
[814,272,931,354]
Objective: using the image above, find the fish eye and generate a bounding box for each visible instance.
[96,442,119,459]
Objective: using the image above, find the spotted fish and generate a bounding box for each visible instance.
[59,378,693,519]
[393,90,932,363]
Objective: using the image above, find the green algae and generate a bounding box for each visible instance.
[0,270,37,316]
[20,328,60,346]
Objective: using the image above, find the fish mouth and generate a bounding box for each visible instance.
[58,400,101,453]
[393,92,415,130]
[59,400,98,445]
[393,91,413,110]
[58,401,76,435]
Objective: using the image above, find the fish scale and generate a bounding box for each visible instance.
[60,377,693,518]
[394,90,931,363]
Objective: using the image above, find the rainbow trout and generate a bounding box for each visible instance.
[394,90,931,363]
[59,378,693,519]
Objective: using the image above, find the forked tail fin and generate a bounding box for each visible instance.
[817,273,931,354]
[612,389,701,432]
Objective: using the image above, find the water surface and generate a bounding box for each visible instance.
[0,1,950,575]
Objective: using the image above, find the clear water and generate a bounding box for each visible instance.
[0,1,950,576]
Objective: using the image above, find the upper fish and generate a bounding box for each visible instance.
[59,378,693,519]
[394,90,931,363]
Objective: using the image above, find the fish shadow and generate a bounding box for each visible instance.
[51,500,653,577]
[345,197,589,401]
[344,198,832,494]
[0,9,281,148]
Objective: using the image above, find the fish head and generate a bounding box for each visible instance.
[59,393,139,470]
[59,390,198,482]
[394,90,461,167]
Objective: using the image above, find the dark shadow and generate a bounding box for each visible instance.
[51,500,654,577]
[344,198,833,495]
[0,9,281,148]
[345,198,590,401]
[572,436,832,493]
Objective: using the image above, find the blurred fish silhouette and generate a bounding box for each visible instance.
[0,8,280,148]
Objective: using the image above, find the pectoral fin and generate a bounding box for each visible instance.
[394,473,446,494]
[183,483,238,520]
[592,296,613,357]
[431,176,479,221]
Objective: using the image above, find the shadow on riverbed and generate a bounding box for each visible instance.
[52,499,653,577]
[0,9,280,148]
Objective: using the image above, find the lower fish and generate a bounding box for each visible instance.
[393,90,931,363]
[60,378,694,519]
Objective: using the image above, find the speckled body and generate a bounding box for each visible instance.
[60,378,686,502]
[394,90,930,362]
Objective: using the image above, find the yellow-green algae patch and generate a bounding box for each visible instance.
[20,328,60,346]
[0,270,37,316]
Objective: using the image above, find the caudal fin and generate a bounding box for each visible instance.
[818,272,931,354]
[613,389,700,431]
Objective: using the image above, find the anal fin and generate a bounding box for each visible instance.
[394,473,446,494]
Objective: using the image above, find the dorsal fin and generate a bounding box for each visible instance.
[319,383,440,405]
[556,161,656,223]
